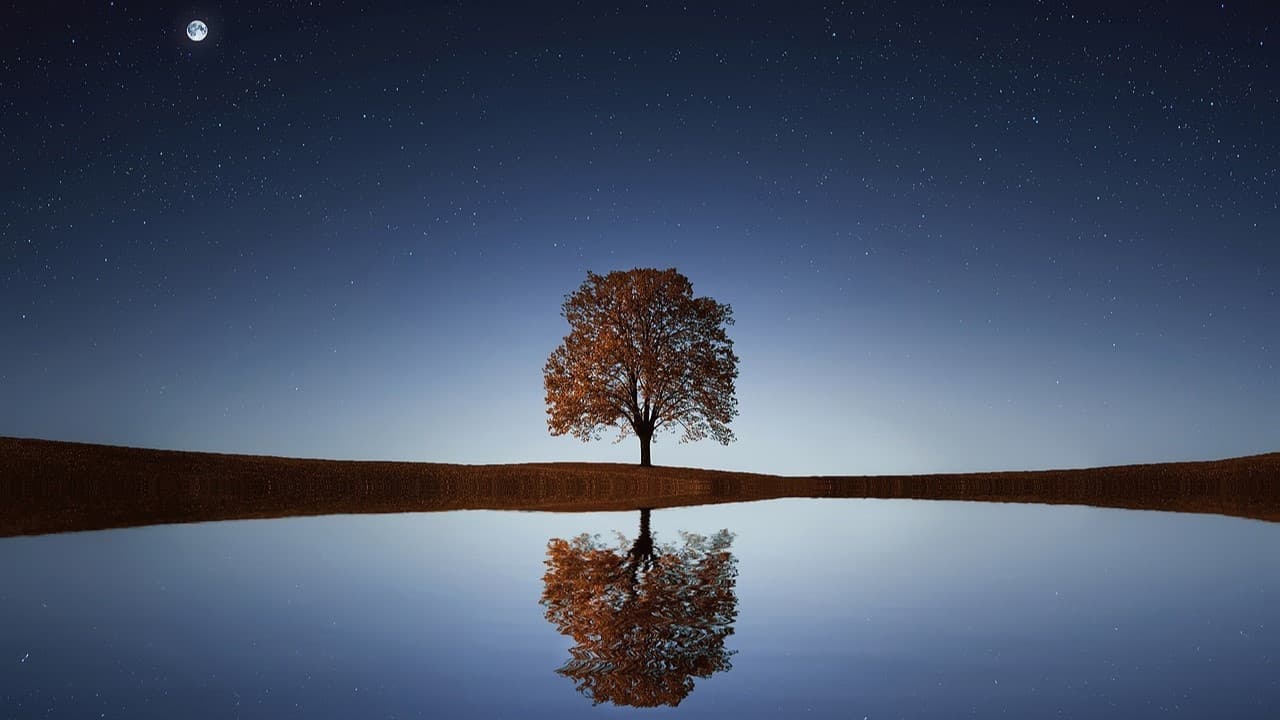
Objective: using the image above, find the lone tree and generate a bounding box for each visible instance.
[544,268,739,467]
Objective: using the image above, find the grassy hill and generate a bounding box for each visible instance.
[1,436,1278,536]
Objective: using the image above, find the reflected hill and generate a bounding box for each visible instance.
[1,436,1279,537]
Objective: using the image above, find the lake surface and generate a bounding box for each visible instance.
[2,499,1277,718]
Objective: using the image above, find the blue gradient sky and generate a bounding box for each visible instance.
[2,1,1277,474]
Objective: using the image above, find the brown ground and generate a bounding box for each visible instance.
[1,436,1278,537]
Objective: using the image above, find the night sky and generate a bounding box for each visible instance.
[2,1,1276,475]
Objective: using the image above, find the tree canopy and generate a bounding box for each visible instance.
[544,268,739,466]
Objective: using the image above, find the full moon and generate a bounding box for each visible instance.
[186,20,208,42]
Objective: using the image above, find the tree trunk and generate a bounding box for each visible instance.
[626,508,655,586]
[638,430,652,467]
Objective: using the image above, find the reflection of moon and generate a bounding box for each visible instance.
[186,20,208,42]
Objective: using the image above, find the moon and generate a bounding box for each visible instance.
[186,20,208,42]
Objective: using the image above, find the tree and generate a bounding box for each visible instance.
[544,268,739,466]
[540,510,739,707]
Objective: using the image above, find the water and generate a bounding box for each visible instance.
[2,499,1277,718]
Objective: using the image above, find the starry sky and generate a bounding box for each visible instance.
[1,1,1276,475]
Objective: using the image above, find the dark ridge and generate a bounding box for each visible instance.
[1,436,1278,537]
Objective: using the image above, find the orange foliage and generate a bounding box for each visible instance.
[544,268,739,465]
[540,514,738,707]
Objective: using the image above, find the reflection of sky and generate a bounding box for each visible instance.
[2,501,1278,717]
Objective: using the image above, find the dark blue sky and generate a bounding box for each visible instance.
[2,1,1276,474]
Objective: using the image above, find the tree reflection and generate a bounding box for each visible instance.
[540,509,738,707]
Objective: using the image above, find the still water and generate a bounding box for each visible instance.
[2,499,1277,718]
